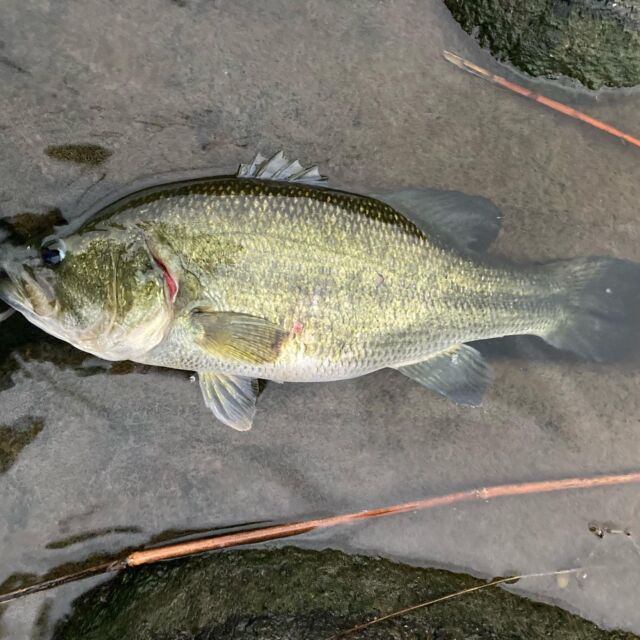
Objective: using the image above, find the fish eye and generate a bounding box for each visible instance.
[41,240,66,267]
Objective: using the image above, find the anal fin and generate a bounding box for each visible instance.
[395,344,493,406]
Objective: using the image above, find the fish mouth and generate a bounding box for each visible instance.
[0,275,17,312]
[0,264,27,311]
[0,263,57,318]
[0,244,42,312]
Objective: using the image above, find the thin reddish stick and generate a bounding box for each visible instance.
[2,471,639,604]
[126,471,640,566]
[443,51,640,149]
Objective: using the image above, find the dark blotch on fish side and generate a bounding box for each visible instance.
[45,144,112,167]
[0,416,44,474]
[52,547,637,640]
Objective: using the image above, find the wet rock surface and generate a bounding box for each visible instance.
[1,1,640,638]
[52,547,637,640]
[444,0,640,89]
[0,417,44,474]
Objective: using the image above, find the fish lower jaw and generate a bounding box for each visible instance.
[79,321,173,362]
[14,307,174,364]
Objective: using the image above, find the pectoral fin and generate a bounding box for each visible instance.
[199,371,259,431]
[191,309,287,364]
[395,344,492,406]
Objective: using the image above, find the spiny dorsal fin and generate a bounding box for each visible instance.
[237,151,327,185]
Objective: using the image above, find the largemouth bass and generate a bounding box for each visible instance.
[1,151,638,430]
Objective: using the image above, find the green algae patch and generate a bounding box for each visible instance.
[444,0,640,89]
[45,144,112,166]
[53,547,638,640]
[0,417,44,474]
[4,209,66,244]
[45,527,142,551]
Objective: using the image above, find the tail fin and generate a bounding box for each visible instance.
[541,257,640,362]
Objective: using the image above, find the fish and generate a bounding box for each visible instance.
[1,151,639,431]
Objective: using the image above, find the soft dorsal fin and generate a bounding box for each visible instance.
[395,344,493,406]
[372,188,502,253]
[237,151,328,185]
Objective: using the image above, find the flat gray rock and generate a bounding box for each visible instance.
[1,1,640,638]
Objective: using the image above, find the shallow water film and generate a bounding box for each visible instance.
[2,1,640,638]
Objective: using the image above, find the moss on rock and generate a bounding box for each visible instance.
[53,547,638,640]
[444,0,640,89]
